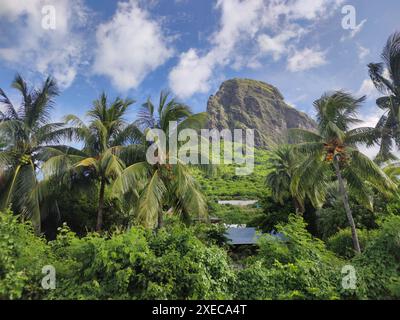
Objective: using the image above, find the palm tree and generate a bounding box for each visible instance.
[291,91,395,253]
[114,91,208,229]
[368,32,400,162]
[0,74,72,233]
[266,145,329,214]
[45,93,144,232]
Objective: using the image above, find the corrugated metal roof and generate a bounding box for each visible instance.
[226,227,259,245]
[225,228,287,245]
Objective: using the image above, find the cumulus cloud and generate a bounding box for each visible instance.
[93,0,173,92]
[287,48,327,72]
[0,0,88,89]
[168,49,214,97]
[257,30,298,61]
[168,0,344,98]
[169,0,264,98]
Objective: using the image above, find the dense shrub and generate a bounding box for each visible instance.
[327,228,377,259]
[316,204,379,240]
[1,210,235,300]
[235,215,344,300]
[48,224,235,300]
[42,183,129,239]
[352,215,400,299]
[2,208,399,300]
[0,210,54,299]
[249,197,318,236]
[316,193,398,240]
[192,222,229,247]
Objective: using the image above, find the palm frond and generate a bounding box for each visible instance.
[113,162,150,195]
[288,128,323,143]
[368,62,394,94]
[171,162,208,221]
[0,88,19,120]
[135,170,166,228]
[382,31,400,87]
[349,148,396,192]
[345,127,381,147]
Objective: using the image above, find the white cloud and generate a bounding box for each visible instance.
[257,30,298,61]
[357,44,370,60]
[357,79,379,99]
[93,0,173,92]
[169,0,264,98]
[168,49,213,97]
[356,109,384,159]
[282,0,344,20]
[0,0,88,89]
[287,48,327,72]
[168,0,343,98]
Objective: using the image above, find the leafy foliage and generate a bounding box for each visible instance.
[327,228,377,259]
[235,215,344,300]
[352,215,400,299]
[0,209,53,299]
[48,224,235,300]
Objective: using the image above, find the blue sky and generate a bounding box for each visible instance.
[0,0,399,132]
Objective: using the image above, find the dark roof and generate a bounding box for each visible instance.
[225,228,287,245]
[226,227,259,245]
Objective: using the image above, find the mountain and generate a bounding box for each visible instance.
[207,78,317,148]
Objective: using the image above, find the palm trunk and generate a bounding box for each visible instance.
[293,198,304,215]
[96,178,106,232]
[157,210,164,230]
[333,156,361,254]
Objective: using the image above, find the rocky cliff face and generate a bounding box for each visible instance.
[207,78,316,148]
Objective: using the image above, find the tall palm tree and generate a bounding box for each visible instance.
[114,91,208,229]
[0,74,71,233]
[265,145,329,214]
[291,91,395,253]
[44,93,144,231]
[368,32,400,162]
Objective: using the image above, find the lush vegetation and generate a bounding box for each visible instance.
[1,32,400,300]
[1,209,399,300]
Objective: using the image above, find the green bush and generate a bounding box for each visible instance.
[327,228,377,259]
[316,204,379,240]
[2,208,399,300]
[248,196,294,232]
[235,215,344,300]
[352,215,400,299]
[192,222,229,247]
[48,223,235,300]
[0,209,54,299]
[316,193,398,240]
